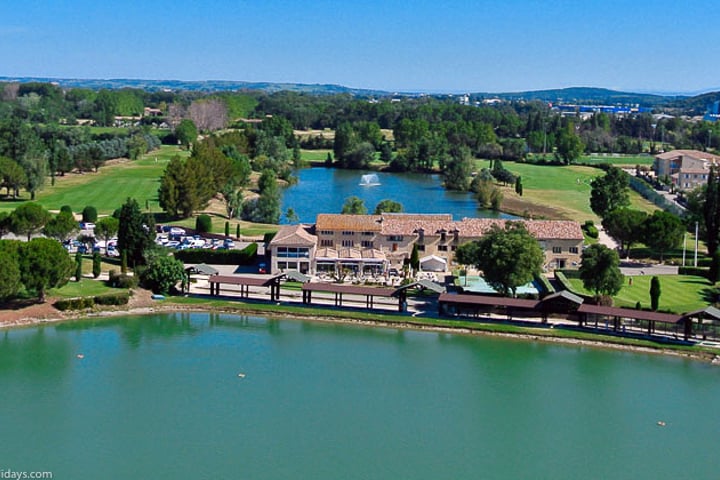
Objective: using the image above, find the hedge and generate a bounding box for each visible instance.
[94,291,130,306]
[678,266,708,278]
[535,273,555,295]
[174,243,258,265]
[55,291,130,311]
[55,297,95,311]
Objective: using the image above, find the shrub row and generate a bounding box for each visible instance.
[628,176,685,217]
[534,274,555,295]
[54,291,129,311]
[94,291,130,306]
[174,243,258,265]
[678,266,708,278]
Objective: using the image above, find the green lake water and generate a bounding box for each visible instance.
[1,312,719,479]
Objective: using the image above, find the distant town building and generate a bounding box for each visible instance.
[653,149,720,191]
[267,214,584,276]
[704,100,720,123]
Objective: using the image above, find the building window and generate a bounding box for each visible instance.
[451,245,456,251]
[342,231,354,236]
[320,239,333,247]
[438,245,448,252]
[278,262,287,270]
[417,244,425,252]
[361,231,374,236]
[341,240,353,247]
[440,231,447,242]
[276,247,310,258]
[319,230,333,235]
[552,246,562,254]
[388,235,403,242]
[361,240,374,248]
[569,247,579,254]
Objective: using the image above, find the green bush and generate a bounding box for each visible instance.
[107,270,139,288]
[82,205,98,223]
[94,291,130,306]
[55,297,95,311]
[195,214,212,234]
[173,242,258,265]
[678,266,708,278]
[60,205,73,216]
[585,225,599,239]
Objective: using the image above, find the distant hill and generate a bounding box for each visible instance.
[472,87,684,106]
[0,76,391,97]
[2,77,719,112]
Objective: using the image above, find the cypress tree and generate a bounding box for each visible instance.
[650,276,661,311]
[92,252,102,279]
[75,251,83,282]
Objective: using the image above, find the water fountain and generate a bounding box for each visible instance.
[359,173,381,186]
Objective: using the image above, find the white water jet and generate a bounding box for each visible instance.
[359,174,380,186]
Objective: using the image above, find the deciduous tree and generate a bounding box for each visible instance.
[341,196,367,215]
[601,208,648,257]
[10,202,51,241]
[374,199,403,214]
[590,167,630,218]
[579,244,624,297]
[20,237,74,302]
[460,222,544,297]
[643,210,685,262]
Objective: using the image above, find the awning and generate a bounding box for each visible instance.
[420,255,447,272]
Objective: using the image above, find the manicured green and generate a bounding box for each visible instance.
[49,278,118,298]
[474,160,657,222]
[567,274,713,313]
[0,146,189,214]
[301,149,332,162]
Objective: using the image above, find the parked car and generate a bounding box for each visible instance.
[223,239,235,248]
[79,222,95,230]
[106,246,120,257]
[170,227,186,236]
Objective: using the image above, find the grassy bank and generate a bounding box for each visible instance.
[566,274,714,313]
[474,161,658,223]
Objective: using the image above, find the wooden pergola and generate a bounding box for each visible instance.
[577,304,686,337]
[301,283,404,311]
[208,274,285,301]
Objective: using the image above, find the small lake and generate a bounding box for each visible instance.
[1,313,719,479]
[280,167,513,223]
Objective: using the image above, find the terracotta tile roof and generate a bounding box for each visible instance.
[316,214,383,231]
[268,224,317,246]
[656,149,720,163]
[379,215,583,240]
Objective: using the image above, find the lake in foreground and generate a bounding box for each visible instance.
[1,312,718,479]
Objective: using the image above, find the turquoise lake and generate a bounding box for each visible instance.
[280,167,512,223]
[1,312,718,479]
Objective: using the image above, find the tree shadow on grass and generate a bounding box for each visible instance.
[0,297,41,311]
[700,286,719,304]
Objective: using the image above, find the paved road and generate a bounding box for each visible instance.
[619,261,678,276]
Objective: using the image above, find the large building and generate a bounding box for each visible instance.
[653,149,720,191]
[268,214,584,275]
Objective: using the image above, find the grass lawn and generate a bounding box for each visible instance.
[475,160,658,222]
[49,278,120,299]
[301,149,332,162]
[0,145,189,215]
[567,274,715,313]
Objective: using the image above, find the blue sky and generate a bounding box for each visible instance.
[1,0,719,94]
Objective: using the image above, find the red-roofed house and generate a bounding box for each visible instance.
[268,214,584,275]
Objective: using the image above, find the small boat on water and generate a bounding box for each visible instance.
[657,421,666,427]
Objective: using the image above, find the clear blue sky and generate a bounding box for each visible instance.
[1,0,719,94]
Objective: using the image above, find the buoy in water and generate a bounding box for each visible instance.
[237,373,246,378]
[76,354,85,359]
[657,421,666,427]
